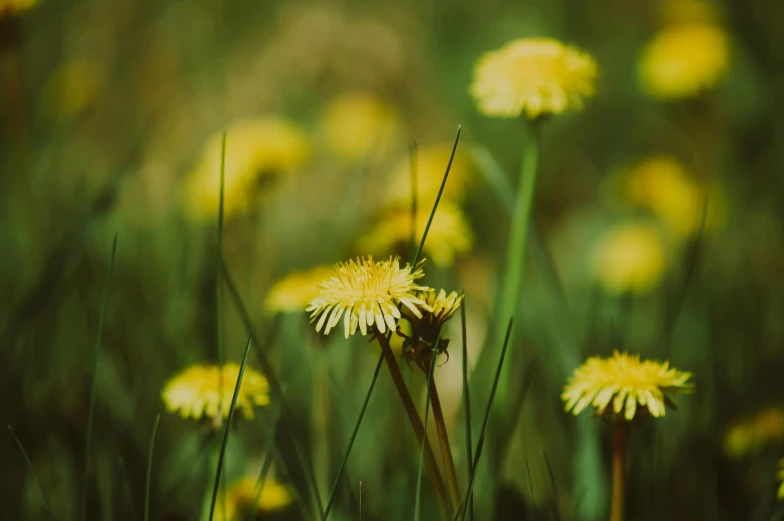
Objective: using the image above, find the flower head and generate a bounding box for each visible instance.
[638,24,729,100]
[264,265,336,313]
[399,289,463,365]
[723,407,784,459]
[184,118,310,220]
[320,93,401,161]
[214,476,293,521]
[470,37,598,119]
[357,201,474,267]
[591,223,666,295]
[306,256,432,338]
[562,351,693,421]
[420,289,464,329]
[162,363,270,424]
[383,143,473,209]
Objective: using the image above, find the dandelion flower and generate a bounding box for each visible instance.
[357,201,473,268]
[320,93,401,161]
[400,289,463,364]
[184,118,310,220]
[0,0,39,16]
[638,24,729,100]
[723,407,784,459]
[264,265,337,313]
[420,289,464,328]
[591,223,666,295]
[214,476,293,521]
[306,256,432,338]
[470,37,598,119]
[621,155,726,238]
[162,363,270,423]
[563,351,693,421]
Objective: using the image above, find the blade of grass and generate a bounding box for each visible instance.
[220,265,324,520]
[455,317,514,521]
[216,130,228,521]
[525,460,535,521]
[323,352,384,519]
[542,451,561,521]
[459,295,473,521]
[144,414,161,521]
[8,426,56,519]
[81,233,118,521]
[414,346,439,521]
[208,334,253,521]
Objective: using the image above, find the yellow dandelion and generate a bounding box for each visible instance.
[383,143,472,209]
[591,223,666,295]
[622,155,726,238]
[320,93,401,161]
[638,23,729,100]
[563,351,693,421]
[357,201,473,268]
[184,118,310,220]
[265,265,336,313]
[723,407,784,459]
[470,37,598,119]
[214,476,293,521]
[306,256,432,338]
[400,289,463,364]
[778,459,784,500]
[162,363,270,423]
[420,289,464,327]
[0,0,39,16]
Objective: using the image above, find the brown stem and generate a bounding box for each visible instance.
[423,359,461,512]
[376,332,451,520]
[610,422,626,521]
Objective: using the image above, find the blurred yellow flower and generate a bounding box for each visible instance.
[723,407,784,459]
[591,223,666,295]
[778,459,784,500]
[622,155,726,238]
[184,118,310,220]
[265,265,336,313]
[357,201,473,268]
[384,143,472,209]
[320,93,401,161]
[563,351,693,421]
[306,256,432,338]
[162,363,270,423]
[638,24,729,100]
[0,0,39,16]
[470,37,598,119]
[40,58,106,120]
[214,476,293,521]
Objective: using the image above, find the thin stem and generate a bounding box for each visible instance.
[143,415,161,521]
[492,119,541,413]
[610,423,626,521]
[375,333,451,519]
[459,297,473,521]
[424,360,461,511]
[414,348,438,521]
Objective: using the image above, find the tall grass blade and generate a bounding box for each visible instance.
[220,263,324,519]
[144,414,161,521]
[208,334,253,521]
[216,130,228,520]
[81,233,118,521]
[456,317,514,521]
[414,349,439,521]
[459,295,473,521]
[323,352,384,520]
[8,425,55,518]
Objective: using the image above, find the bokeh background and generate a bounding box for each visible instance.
[2,0,784,520]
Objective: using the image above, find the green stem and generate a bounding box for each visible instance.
[376,334,451,520]
[493,119,541,412]
[610,423,626,521]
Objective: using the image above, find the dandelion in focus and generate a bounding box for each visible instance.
[620,155,726,238]
[264,265,336,313]
[723,407,784,459]
[470,37,598,119]
[591,223,666,295]
[638,23,729,100]
[184,118,310,220]
[306,256,431,338]
[357,201,473,268]
[563,350,694,421]
[214,476,293,521]
[162,363,270,425]
[383,143,472,209]
[320,93,400,161]
[398,289,464,365]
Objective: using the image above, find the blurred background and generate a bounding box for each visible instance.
[2,0,784,519]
